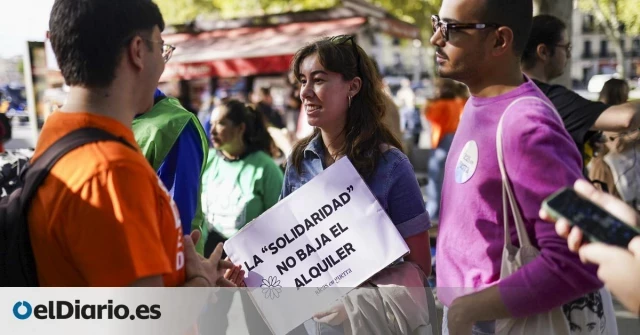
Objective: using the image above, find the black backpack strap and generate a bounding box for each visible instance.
[20,127,135,204]
[9,127,135,286]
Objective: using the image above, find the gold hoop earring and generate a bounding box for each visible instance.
[348,95,352,108]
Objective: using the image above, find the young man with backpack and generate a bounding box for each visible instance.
[1,0,234,287]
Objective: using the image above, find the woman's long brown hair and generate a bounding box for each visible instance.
[290,36,403,178]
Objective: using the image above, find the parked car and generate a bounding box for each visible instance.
[587,73,620,93]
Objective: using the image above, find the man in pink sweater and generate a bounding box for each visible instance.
[431,0,602,333]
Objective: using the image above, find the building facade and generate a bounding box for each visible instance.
[571,6,640,87]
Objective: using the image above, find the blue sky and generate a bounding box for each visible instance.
[0,0,55,58]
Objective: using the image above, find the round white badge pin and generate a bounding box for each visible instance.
[455,140,478,184]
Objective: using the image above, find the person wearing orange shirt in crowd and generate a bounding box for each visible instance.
[424,78,467,222]
[0,91,10,153]
[28,0,238,287]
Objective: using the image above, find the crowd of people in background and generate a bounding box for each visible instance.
[1,0,640,334]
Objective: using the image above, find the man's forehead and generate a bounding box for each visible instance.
[439,0,486,22]
[559,30,569,41]
[152,26,163,37]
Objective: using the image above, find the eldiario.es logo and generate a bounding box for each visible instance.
[13,300,160,320]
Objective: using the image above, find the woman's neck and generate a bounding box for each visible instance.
[222,142,246,160]
[320,128,345,164]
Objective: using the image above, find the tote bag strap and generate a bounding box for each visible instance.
[496,96,557,249]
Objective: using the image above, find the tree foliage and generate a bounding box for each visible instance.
[155,0,443,35]
[576,0,640,75]
[373,0,442,38]
[155,0,338,24]
[154,0,217,25]
[578,0,640,35]
[213,0,337,19]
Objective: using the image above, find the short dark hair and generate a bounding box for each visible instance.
[521,15,567,69]
[480,0,533,56]
[49,0,164,88]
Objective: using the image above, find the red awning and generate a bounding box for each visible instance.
[161,17,367,81]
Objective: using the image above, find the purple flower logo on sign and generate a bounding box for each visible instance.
[261,276,282,300]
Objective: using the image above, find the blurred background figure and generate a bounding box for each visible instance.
[255,87,286,129]
[382,91,403,151]
[589,78,640,211]
[202,99,284,256]
[372,58,403,151]
[424,79,467,222]
[285,70,303,132]
[396,78,421,146]
[600,78,630,106]
[202,91,231,148]
[0,91,10,153]
[252,87,292,160]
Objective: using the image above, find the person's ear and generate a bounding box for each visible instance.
[536,43,551,62]
[348,77,362,98]
[127,36,146,72]
[237,122,246,137]
[492,27,514,56]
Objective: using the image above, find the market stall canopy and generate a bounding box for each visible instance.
[161,17,367,81]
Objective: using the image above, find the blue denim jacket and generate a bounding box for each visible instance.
[280,135,430,238]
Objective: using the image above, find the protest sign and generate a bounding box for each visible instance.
[224,158,409,334]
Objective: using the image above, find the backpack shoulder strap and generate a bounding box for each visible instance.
[5,128,135,286]
[20,127,136,204]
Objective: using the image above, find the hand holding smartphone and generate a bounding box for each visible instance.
[543,187,640,248]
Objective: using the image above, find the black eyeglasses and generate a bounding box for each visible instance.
[330,35,361,74]
[431,15,500,42]
[124,34,176,63]
[144,39,176,63]
[555,43,572,56]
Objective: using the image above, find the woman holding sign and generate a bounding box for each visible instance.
[281,35,433,334]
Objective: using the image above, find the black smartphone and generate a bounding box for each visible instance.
[543,187,640,248]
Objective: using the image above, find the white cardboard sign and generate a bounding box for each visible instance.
[224,158,409,334]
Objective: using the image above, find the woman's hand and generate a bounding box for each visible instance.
[540,179,640,314]
[540,179,639,251]
[224,261,246,287]
[577,237,640,314]
[184,230,236,287]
